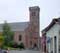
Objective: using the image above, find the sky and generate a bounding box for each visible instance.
[0,0,40,23]
[0,0,60,36]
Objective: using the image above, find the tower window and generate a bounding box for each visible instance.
[32,12,36,16]
[19,35,22,41]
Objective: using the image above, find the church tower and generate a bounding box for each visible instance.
[29,6,40,25]
[29,6,40,49]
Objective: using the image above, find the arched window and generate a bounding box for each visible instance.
[19,35,22,41]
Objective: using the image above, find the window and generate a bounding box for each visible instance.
[54,36,57,53]
[19,35,22,41]
[32,12,36,16]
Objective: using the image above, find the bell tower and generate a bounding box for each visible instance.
[29,6,40,24]
[29,6,40,49]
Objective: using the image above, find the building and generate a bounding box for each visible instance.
[41,33,46,53]
[42,18,60,53]
[0,6,40,49]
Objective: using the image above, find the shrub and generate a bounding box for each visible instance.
[13,43,18,48]
[18,43,25,49]
[7,41,14,47]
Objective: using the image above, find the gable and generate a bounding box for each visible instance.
[42,18,60,33]
[46,23,60,37]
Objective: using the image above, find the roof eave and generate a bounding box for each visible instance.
[41,18,59,33]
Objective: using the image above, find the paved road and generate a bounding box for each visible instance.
[8,50,40,53]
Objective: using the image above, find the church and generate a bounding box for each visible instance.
[0,6,40,49]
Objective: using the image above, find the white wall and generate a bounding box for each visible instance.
[46,23,60,53]
[46,23,60,37]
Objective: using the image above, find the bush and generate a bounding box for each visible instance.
[2,46,8,49]
[13,43,18,48]
[7,41,15,47]
[5,41,18,48]
[18,43,25,49]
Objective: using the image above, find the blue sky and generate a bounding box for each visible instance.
[0,0,60,36]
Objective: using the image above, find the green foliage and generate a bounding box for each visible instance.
[0,35,4,47]
[18,43,25,49]
[0,35,4,42]
[8,41,15,47]
[13,43,18,48]
[2,21,14,46]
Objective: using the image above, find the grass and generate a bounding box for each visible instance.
[2,46,18,50]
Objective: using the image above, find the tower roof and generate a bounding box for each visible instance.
[29,6,40,11]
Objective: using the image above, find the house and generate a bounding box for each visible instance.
[41,31,46,53]
[42,18,60,53]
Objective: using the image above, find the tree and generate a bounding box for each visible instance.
[2,21,14,46]
[0,35,4,48]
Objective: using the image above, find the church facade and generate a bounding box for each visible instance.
[0,6,40,49]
